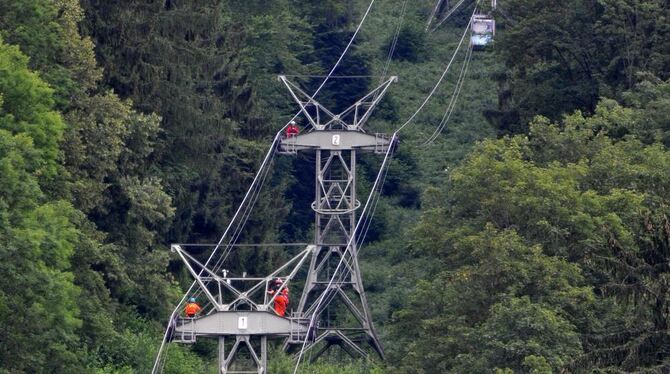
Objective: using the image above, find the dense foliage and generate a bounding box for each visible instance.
[1,0,669,372]
[392,95,670,371]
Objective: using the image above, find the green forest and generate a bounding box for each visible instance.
[1,0,669,372]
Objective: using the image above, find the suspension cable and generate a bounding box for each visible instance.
[395,3,477,133]
[431,0,470,32]
[379,0,408,85]
[186,150,276,304]
[213,149,277,270]
[150,136,280,374]
[426,0,445,31]
[422,42,473,145]
[312,0,377,98]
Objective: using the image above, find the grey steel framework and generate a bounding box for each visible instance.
[279,75,396,360]
[169,244,314,373]
[164,76,396,373]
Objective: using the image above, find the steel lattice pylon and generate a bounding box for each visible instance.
[279,76,397,361]
[168,244,313,374]
[158,76,396,374]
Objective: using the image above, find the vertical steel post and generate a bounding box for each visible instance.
[261,336,267,373]
[218,337,225,374]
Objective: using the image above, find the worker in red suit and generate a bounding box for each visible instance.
[286,120,300,138]
[268,278,289,317]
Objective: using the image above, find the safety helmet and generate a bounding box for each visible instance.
[289,120,296,126]
[189,297,196,303]
[274,278,283,284]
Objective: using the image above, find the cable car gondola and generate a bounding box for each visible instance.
[470,0,496,49]
[470,14,495,48]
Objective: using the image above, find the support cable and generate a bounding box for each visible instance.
[151,137,279,374]
[214,148,277,269]
[357,154,392,249]
[379,0,408,87]
[430,0,470,32]
[422,42,473,145]
[185,139,277,306]
[283,0,376,129]
[210,137,279,259]
[426,0,445,31]
[188,148,278,309]
[156,344,169,374]
[396,3,477,133]
[311,0,376,98]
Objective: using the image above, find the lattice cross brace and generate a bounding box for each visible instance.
[172,245,314,311]
[279,75,397,131]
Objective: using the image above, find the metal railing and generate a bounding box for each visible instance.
[172,318,196,344]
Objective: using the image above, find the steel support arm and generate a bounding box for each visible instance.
[174,311,308,336]
[279,131,390,151]
[172,245,221,310]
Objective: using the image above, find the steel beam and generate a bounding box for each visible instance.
[279,131,391,152]
[174,311,307,336]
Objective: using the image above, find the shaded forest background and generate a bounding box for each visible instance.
[0,0,669,372]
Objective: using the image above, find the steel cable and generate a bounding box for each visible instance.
[422,42,473,145]
[426,0,445,31]
[187,149,277,307]
[379,0,408,86]
[214,149,277,269]
[395,3,478,133]
[151,136,279,374]
[431,0,470,32]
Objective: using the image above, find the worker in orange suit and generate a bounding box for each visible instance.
[268,278,289,317]
[184,297,202,318]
